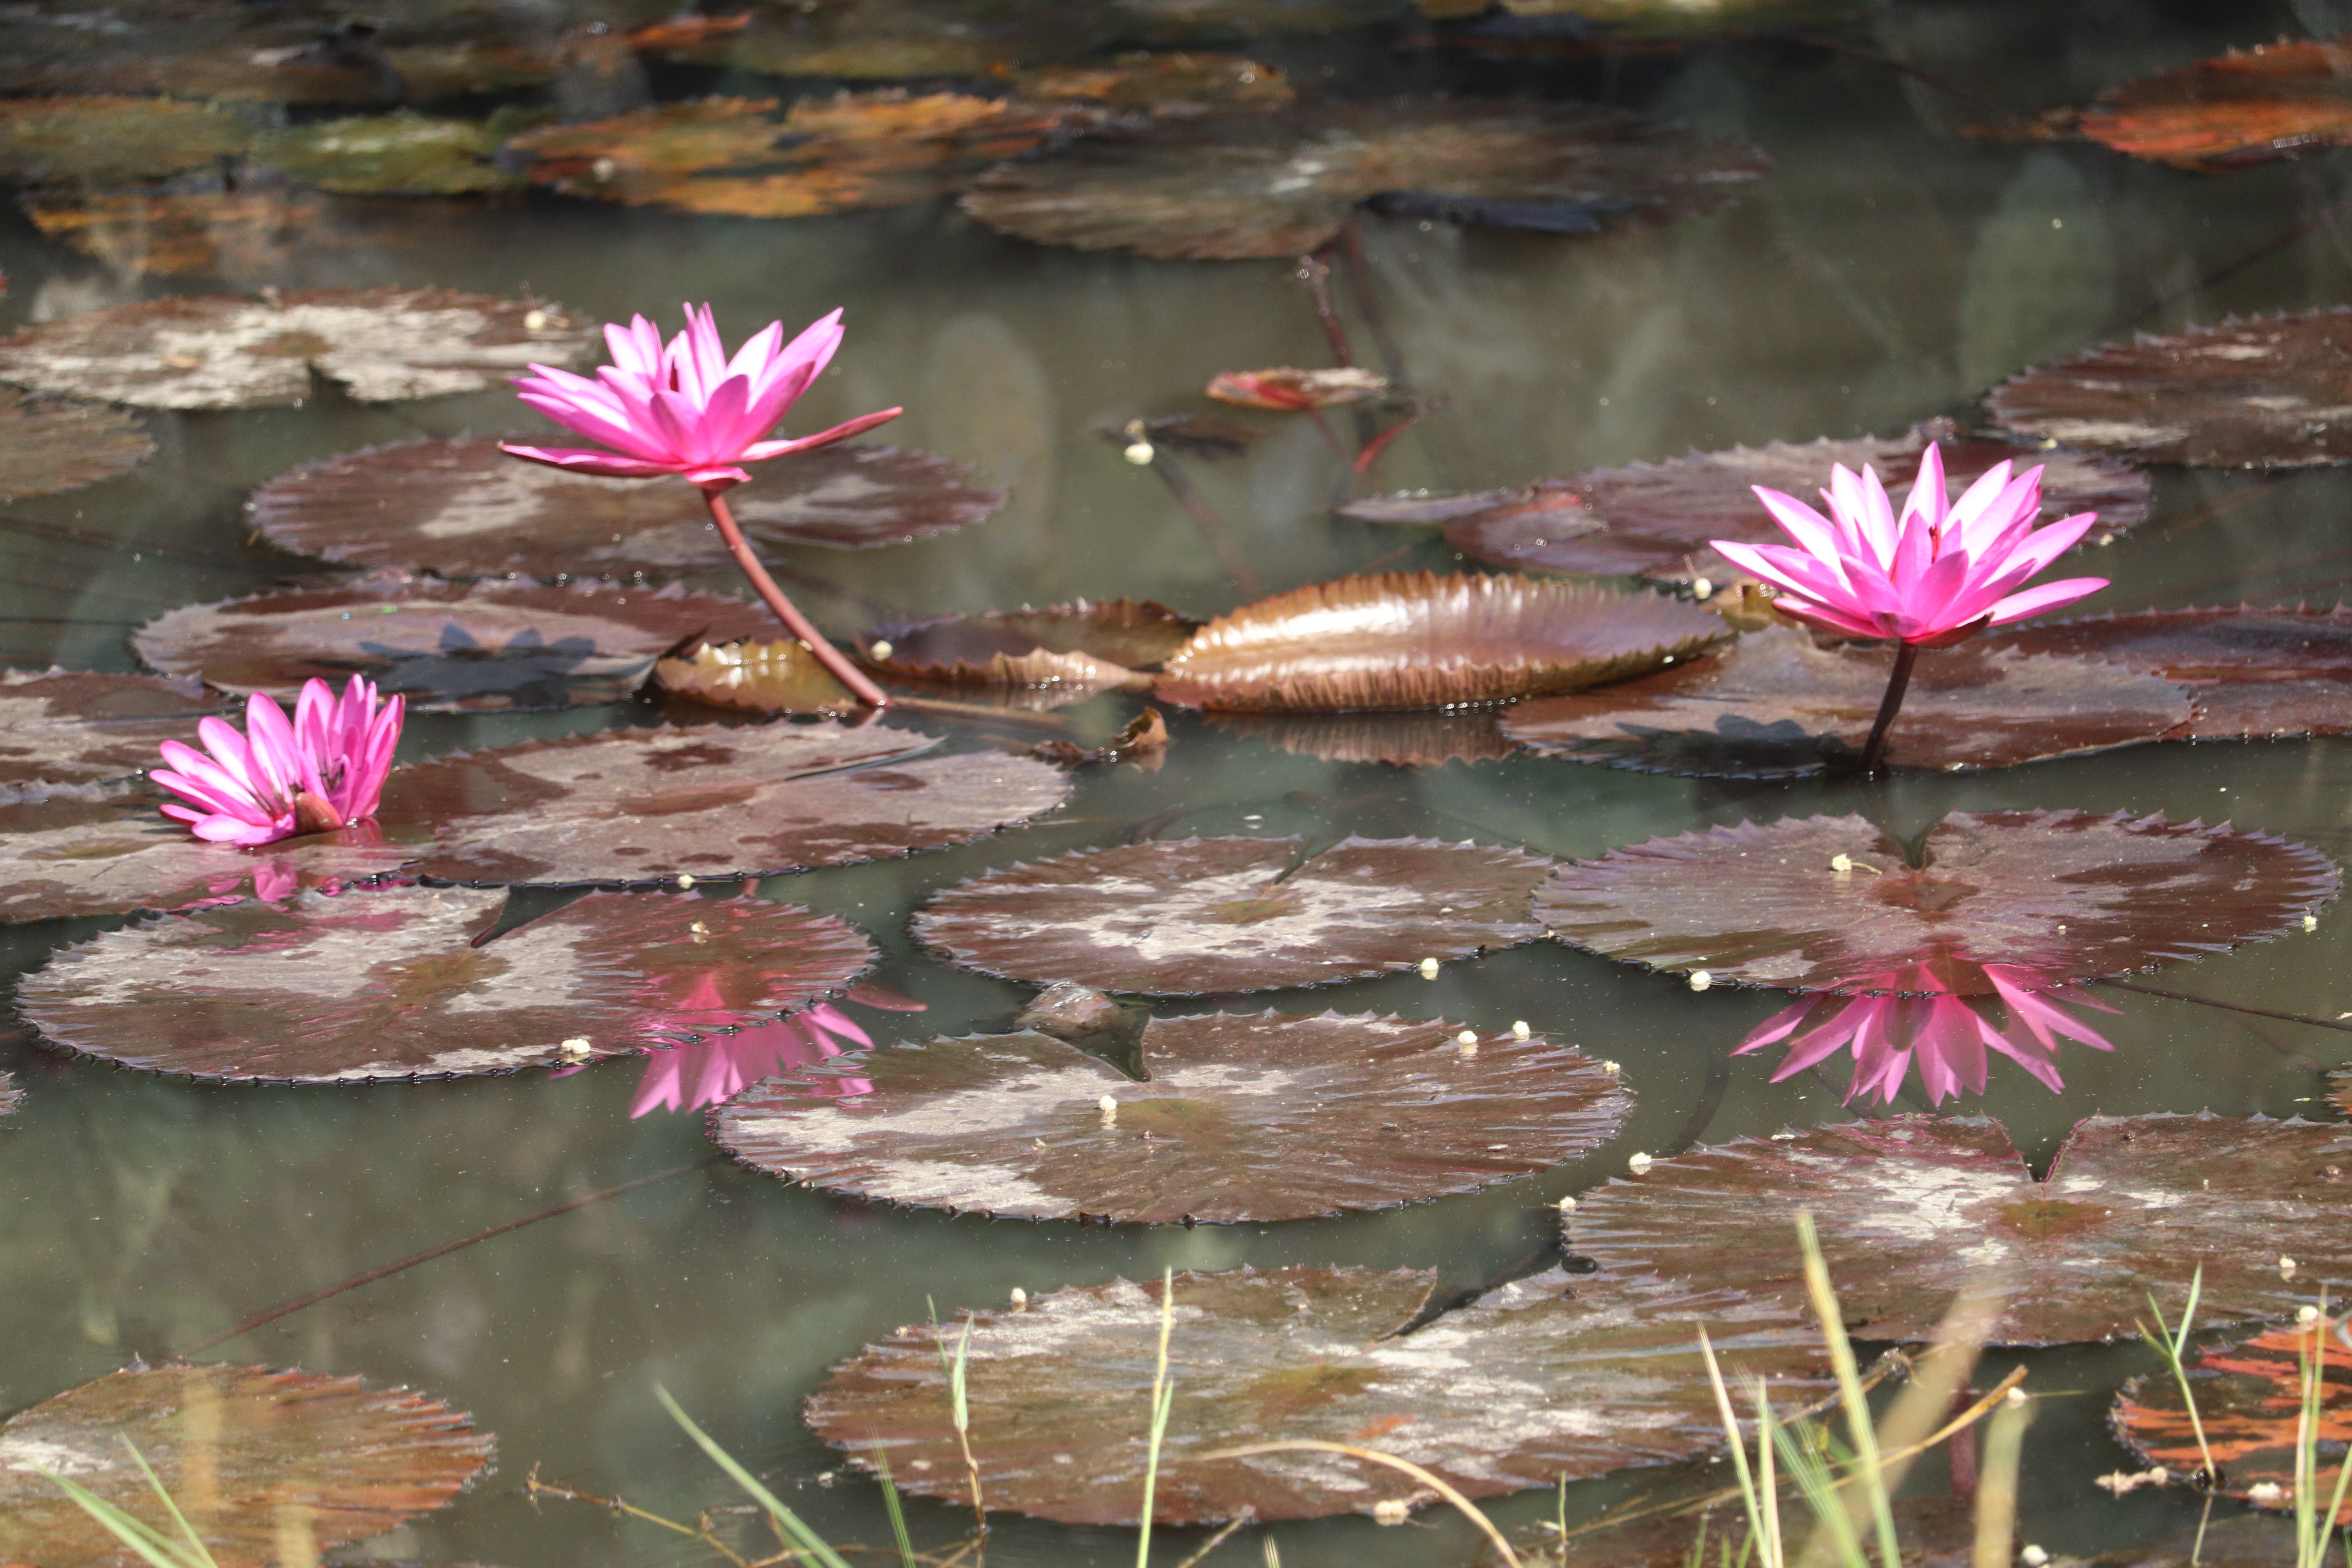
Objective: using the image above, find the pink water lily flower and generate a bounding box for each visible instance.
[152,676,402,848]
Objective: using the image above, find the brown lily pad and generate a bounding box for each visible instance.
[0,389,154,500]
[2115,1319,2352,1517]
[1984,604,2352,740]
[1564,1114,2352,1346]
[712,1009,1630,1223]
[1535,808,2339,994]
[1989,309,2352,469]
[246,438,1002,576]
[1010,53,1294,115]
[960,100,1768,260]
[17,885,873,1083]
[20,187,332,281]
[1500,626,2189,778]
[1155,572,1729,713]
[257,109,521,195]
[0,669,218,802]
[866,600,1200,697]
[651,0,1092,81]
[0,1362,492,1567]
[1206,707,1519,766]
[0,94,256,186]
[2043,37,2352,172]
[0,287,590,411]
[914,834,1552,995]
[655,639,860,717]
[131,573,776,713]
[1206,367,1388,410]
[806,1265,1828,1524]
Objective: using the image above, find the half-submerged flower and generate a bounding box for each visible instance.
[152,676,402,848]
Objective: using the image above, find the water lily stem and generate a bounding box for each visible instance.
[702,488,893,709]
[1858,641,1920,774]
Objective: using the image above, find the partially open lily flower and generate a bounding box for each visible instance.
[152,676,402,848]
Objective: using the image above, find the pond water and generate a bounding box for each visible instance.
[5,0,2352,1563]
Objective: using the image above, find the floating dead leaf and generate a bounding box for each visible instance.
[0,94,255,186]
[1206,707,1518,766]
[1009,53,1293,115]
[1031,707,1170,767]
[246,437,1002,576]
[1984,604,2352,740]
[0,388,153,499]
[0,668,218,802]
[1990,309,2352,468]
[915,834,1551,995]
[0,1362,491,1566]
[867,599,1200,698]
[19,187,330,281]
[807,1265,1828,1523]
[0,287,590,411]
[1571,1114,2352,1346]
[258,109,521,194]
[18,885,872,1082]
[1535,808,2338,994]
[960,100,1768,259]
[132,572,776,713]
[2116,1319,2352,1517]
[1155,572,1729,712]
[2039,38,2352,172]
[655,639,860,717]
[0,1071,17,1117]
[1206,366,1388,411]
[1500,626,2189,778]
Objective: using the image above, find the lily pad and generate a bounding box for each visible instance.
[1206,707,1519,766]
[1534,809,2339,994]
[131,573,776,713]
[1,391,143,507]
[1984,605,2352,740]
[2115,1319,2352,1517]
[1480,0,1876,34]
[1564,1114,2352,1346]
[959,100,1769,260]
[867,600,1200,696]
[258,109,518,194]
[1011,54,1294,115]
[0,1362,492,1567]
[652,0,1092,80]
[1500,626,2190,778]
[19,187,331,280]
[0,94,255,186]
[246,438,1002,576]
[712,1009,1630,1223]
[914,834,1552,995]
[17,885,873,1083]
[2043,38,2352,172]
[1989,309,2352,469]
[1155,573,1730,712]
[0,1072,17,1117]
[0,668,218,802]
[806,1264,1828,1523]
[0,287,589,412]
[655,639,860,717]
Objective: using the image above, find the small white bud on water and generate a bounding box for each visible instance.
[1602,1059,1621,1076]
[675,872,695,888]
[1690,577,1713,600]
[869,639,893,661]
[2022,1547,2049,1567]
[2249,1482,2286,1503]
[1010,1287,1028,1307]
[2282,1256,2299,1280]
[1628,1152,1653,1174]
[523,308,550,332]
[1418,957,1439,979]
[1512,1020,1531,1040]
[2005,1385,2027,1406]
[592,156,616,181]
[2307,913,2320,931]
[1123,440,1155,465]
[1688,970,1712,991]
[1372,1499,1410,1526]
[2301,1305,2321,1323]
[1831,853,1854,873]
[560,1037,592,1056]
[1099,1095,1118,1114]
[1557,1195,1577,1213]
[1455,1029,1478,1046]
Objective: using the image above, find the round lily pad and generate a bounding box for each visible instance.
[0,287,591,411]
[1538,808,2338,995]
[17,885,873,1083]
[1206,708,1519,766]
[0,388,154,500]
[0,669,218,802]
[1154,573,1730,712]
[914,835,1552,995]
[246,437,1002,576]
[655,639,860,717]
[20,187,330,281]
[1989,309,2352,468]
[0,94,255,185]
[960,100,1769,260]
[1565,1114,2352,1346]
[712,1009,1630,1223]
[1500,626,2190,778]
[2047,37,2352,172]
[2115,1320,2352,1516]
[131,573,776,713]
[258,108,519,194]
[1984,604,2352,740]
[867,600,1200,696]
[0,1362,492,1567]
[806,1264,1829,1523]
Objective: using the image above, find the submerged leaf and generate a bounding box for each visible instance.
[1984,604,2352,739]
[1207,707,1519,766]
[867,599,1200,697]
[0,94,255,185]
[2050,37,2352,171]
[1010,53,1294,114]
[259,108,519,194]
[0,388,154,499]
[655,639,860,717]
[20,187,332,280]
[2116,1319,2352,1517]
[0,669,218,801]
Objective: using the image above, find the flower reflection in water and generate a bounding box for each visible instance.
[629,1004,877,1118]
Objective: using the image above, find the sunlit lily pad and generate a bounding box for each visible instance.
[131,573,775,713]
[19,187,331,280]
[0,389,151,499]
[0,94,255,185]
[867,600,1200,697]
[246,438,1002,576]
[1989,309,2352,468]
[1011,53,1294,114]
[1535,809,2338,994]
[712,1009,1630,1223]
[1501,626,2190,777]
[806,1264,1828,1523]
[1565,1114,2352,1345]
[960,101,1768,259]
[655,639,860,717]
[1156,573,1729,712]
[1984,604,2352,740]
[17,885,873,1083]
[0,287,590,411]
[2037,37,2352,172]
[915,834,1552,995]
[258,109,520,194]
[1206,707,1519,766]
[2116,1319,2352,1517]
[0,668,217,802]
[0,1362,492,1566]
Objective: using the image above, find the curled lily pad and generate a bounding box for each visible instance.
[914,835,1552,995]
[20,187,331,280]
[866,600,1200,697]
[246,438,1002,576]
[1500,626,2191,778]
[712,1009,1630,1223]
[1155,573,1729,713]
[2115,1320,2352,1516]
[16,885,873,1083]
[0,1362,492,1567]
[1984,604,2352,740]
[0,670,219,801]
[1535,809,2339,994]
[2038,38,2352,172]
[1207,707,1518,766]
[960,101,1768,260]
[131,573,776,713]
[655,639,859,717]
[1565,1114,2352,1346]
[1206,367,1387,411]
[0,94,255,185]
[807,1265,1828,1523]
[258,109,520,194]
[0,287,590,410]
[0,389,154,499]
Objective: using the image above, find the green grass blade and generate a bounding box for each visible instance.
[1795,1212,1901,1568]
[653,1384,855,1568]
[871,1448,919,1568]
[39,1473,203,1568]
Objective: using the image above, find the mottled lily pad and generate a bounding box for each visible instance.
[17,885,873,1083]
[2115,1320,2352,1516]
[0,389,154,501]
[914,835,1552,995]
[1565,1114,2352,1346]
[131,573,775,713]
[713,1009,1630,1223]
[655,639,859,717]
[0,669,219,802]
[19,187,331,280]
[1984,604,2352,740]
[0,94,255,185]
[806,1265,1828,1523]
[2042,37,2352,172]
[960,101,1768,260]
[867,600,1200,697]
[1535,809,2338,994]
[1206,707,1518,766]
[0,1362,492,1567]
[246,438,1002,576]
[1501,626,2188,778]
[1155,573,1729,712]
[258,109,519,194]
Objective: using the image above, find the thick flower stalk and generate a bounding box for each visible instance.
[501,304,902,707]
[153,676,402,847]
[1710,446,2108,772]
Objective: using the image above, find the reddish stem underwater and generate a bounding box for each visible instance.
[702,487,892,709]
